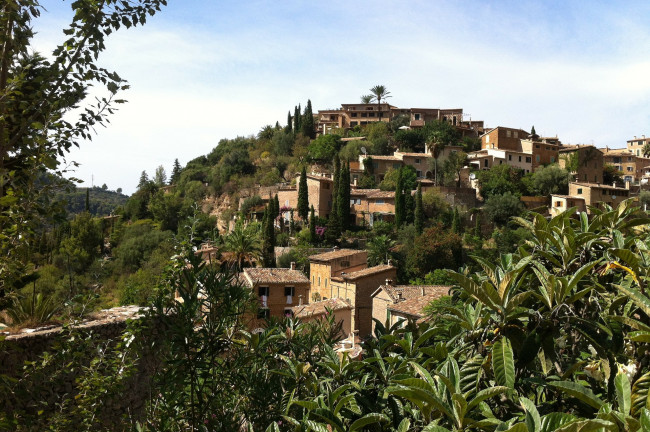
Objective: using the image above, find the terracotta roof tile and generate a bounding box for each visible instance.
[571,182,630,191]
[292,298,352,318]
[243,268,309,285]
[309,249,366,262]
[367,191,395,199]
[334,264,395,281]
[387,290,450,318]
[376,285,451,302]
[369,155,402,161]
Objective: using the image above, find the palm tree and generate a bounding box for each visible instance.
[223,220,262,271]
[366,234,396,267]
[360,94,374,104]
[369,85,391,122]
[429,135,444,185]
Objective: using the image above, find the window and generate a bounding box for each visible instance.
[376,199,385,204]
[555,201,562,207]
[373,162,379,169]
[577,188,583,194]
[535,145,540,149]
[536,155,540,162]
[351,112,357,118]
[415,158,421,164]
[284,286,295,297]
[257,308,270,319]
[514,131,519,138]
[525,157,532,163]
[583,174,587,181]
[506,130,512,138]
[356,198,361,205]
[368,112,375,117]
[361,113,367,118]
[627,166,633,172]
[416,170,422,177]
[550,156,555,163]
[594,175,598,182]
[393,163,401,169]
[258,286,269,297]
[628,157,633,162]
[350,121,358,126]
[312,276,314,285]
[518,156,522,162]
[508,155,512,161]
[414,113,421,120]
[318,277,321,286]
[484,159,489,168]
[486,136,490,143]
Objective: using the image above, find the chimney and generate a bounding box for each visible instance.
[626,180,631,190]
[298,294,303,306]
[387,259,393,266]
[290,261,296,270]
[421,286,425,296]
[385,278,393,286]
[397,291,403,301]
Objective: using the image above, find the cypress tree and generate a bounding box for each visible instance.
[395,169,404,227]
[298,167,309,221]
[294,105,302,132]
[273,194,280,219]
[290,210,295,235]
[474,212,481,237]
[85,188,90,212]
[262,205,276,267]
[405,192,415,225]
[326,158,342,242]
[302,99,315,139]
[415,183,424,234]
[337,162,351,231]
[309,205,317,245]
[451,207,461,234]
[286,111,292,133]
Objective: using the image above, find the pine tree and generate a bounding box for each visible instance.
[286,111,293,133]
[170,159,182,184]
[298,167,309,221]
[309,205,317,245]
[137,171,149,190]
[395,169,404,227]
[302,99,315,139]
[415,183,424,234]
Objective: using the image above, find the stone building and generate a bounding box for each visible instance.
[371,284,451,333]
[309,249,368,301]
[242,265,310,327]
[277,173,334,220]
[568,182,630,211]
[627,135,650,157]
[558,145,604,184]
[292,298,353,338]
[601,147,650,184]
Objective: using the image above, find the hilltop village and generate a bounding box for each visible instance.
[169,97,650,342]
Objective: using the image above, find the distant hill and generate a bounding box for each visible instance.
[59,185,129,216]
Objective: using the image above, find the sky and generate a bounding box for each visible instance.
[33,0,650,194]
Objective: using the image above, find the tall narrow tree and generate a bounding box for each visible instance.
[294,104,302,132]
[85,188,90,213]
[262,205,276,267]
[170,158,182,184]
[415,183,424,234]
[298,167,309,221]
[302,99,315,139]
[326,158,342,242]
[286,111,293,133]
[309,205,317,245]
[395,168,405,227]
[337,161,351,231]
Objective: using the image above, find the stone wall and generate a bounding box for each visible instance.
[0,306,164,430]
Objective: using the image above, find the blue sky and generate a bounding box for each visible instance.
[34,1,650,194]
